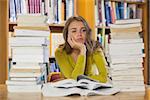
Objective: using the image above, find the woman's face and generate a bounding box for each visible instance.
[68,20,86,44]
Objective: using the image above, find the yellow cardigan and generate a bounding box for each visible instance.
[55,47,108,83]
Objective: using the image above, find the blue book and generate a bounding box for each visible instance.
[118,2,124,19]
[115,2,120,20]
[105,2,111,26]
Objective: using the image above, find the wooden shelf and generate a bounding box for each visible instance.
[0,0,8,84]
[110,0,146,4]
[9,22,17,32]
[49,22,65,27]
[9,22,17,24]
[48,22,65,33]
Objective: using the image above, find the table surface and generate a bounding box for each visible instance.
[0,85,147,100]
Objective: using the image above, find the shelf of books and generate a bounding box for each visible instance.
[95,0,148,91]
[9,0,77,30]
[6,0,77,91]
[0,0,148,93]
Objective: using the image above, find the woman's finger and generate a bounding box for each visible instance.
[68,36,74,48]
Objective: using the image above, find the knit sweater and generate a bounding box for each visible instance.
[55,47,107,83]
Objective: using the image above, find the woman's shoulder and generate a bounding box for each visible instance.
[55,46,66,57]
[55,46,64,54]
[93,47,103,54]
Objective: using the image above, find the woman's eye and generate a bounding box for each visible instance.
[71,30,76,33]
[81,29,86,33]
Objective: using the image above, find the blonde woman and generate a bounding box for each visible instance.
[55,16,107,83]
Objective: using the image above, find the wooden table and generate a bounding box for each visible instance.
[0,85,147,100]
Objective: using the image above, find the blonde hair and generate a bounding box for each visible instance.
[60,16,102,55]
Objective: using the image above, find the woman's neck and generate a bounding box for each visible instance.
[71,49,80,62]
[72,49,80,55]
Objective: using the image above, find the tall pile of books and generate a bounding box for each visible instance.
[107,19,145,91]
[7,26,50,92]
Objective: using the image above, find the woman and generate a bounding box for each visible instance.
[55,16,108,83]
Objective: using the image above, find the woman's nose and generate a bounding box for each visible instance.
[77,31,82,36]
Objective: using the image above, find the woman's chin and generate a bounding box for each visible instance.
[77,41,84,44]
[76,39,85,44]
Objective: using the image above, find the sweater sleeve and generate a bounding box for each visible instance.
[55,48,86,79]
[89,50,108,83]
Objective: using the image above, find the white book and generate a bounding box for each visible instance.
[10,37,49,47]
[12,47,45,55]
[108,43,144,55]
[65,0,74,20]
[14,28,50,37]
[7,85,42,92]
[9,72,42,78]
[109,63,143,70]
[115,19,141,24]
[17,14,47,27]
[110,65,143,71]
[112,80,144,86]
[11,62,44,69]
[13,47,48,56]
[42,75,120,97]
[110,38,143,44]
[6,80,38,85]
[111,75,144,81]
[10,77,37,81]
[108,54,145,59]
[21,0,27,14]
[110,23,141,29]
[47,0,55,24]
[58,0,62,23]
[110,69,143,76]
[12,55,45,63]
[9,0,17,22]
[108,56,143,64]
[115,85,145,92]
[108,42,144,50]
[42,84,120,97]
[110,32,141,39]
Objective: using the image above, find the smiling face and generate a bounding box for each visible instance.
[68,20,86,44]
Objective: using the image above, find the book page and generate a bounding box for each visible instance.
[42,83,83,97]
[77,75,112,90]
[49,79,82,88]
[42,83,120,96]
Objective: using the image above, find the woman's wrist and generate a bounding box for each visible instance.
[79,45,86,55]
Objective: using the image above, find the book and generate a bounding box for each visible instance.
[110,32,141,39]
[7,85,42,92]
[10,37,49,47]
[42,75,120,96]
[17,14,47,26]
[110,26,142,33]
[109,38,143,44]
[14,26,50,37]
[115,19,141,24]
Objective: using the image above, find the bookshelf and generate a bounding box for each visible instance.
[0,0,8,84]
[1,0,148,85]
[95,0,148,84]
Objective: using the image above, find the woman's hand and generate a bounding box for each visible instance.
[68,36,86,55]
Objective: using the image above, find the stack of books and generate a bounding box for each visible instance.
[7,26,50,92]
[106,19,145,91]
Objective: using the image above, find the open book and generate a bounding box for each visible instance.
[42,75,120,96]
